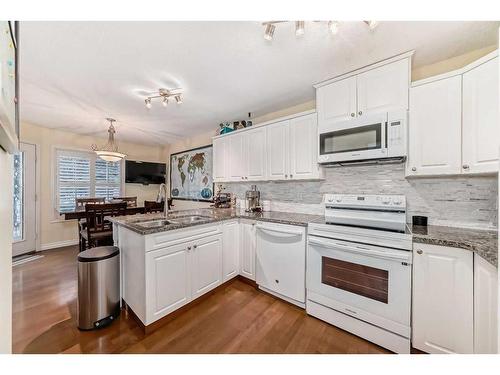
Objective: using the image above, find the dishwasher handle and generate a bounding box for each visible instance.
[255,224,303,238]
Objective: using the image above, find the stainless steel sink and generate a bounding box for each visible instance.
[134,219,173,229]
[167,215,211,224]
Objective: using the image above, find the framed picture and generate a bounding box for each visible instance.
[0,21,19,154]
[170,144,214,202]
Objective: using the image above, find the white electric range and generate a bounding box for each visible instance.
[306,194,412,354]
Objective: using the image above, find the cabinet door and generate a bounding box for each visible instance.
[474,254,498,354]
[462,57,499,174]
[317,76,357,127]
[357,59,409,116]
[191,234,223,299]
[255,223,306,303]
[412,244,473,354]
[145,243,191,324]
[239,221,256,280]
[213,137,228,182]
[266,120,289,180]
[222,221,239,282]
[289,113,320,180]
[227,134,246,181]
[245,127,267,180]
[407,76,462,176]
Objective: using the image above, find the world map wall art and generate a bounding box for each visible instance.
[170,144,214,201]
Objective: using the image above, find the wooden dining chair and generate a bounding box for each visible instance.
[112,196,137,207]
[144,200,164,213]
[80,202,127,251]
[76,197,106,251]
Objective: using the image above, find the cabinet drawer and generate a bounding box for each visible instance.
[145,223,222,252]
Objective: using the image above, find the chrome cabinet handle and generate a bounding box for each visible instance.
[416,249,423,254]
[462,164,470,170]
[350,113,355,117]
[358,111,363,116]
[411,167,417,172]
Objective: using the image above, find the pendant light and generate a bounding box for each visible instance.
[92,118,127,162]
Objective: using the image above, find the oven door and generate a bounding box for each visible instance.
[318,113,388,163]
[307,235,411,337]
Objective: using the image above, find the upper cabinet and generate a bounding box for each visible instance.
[356,58,410,116]
[315,52,411,130]
[462,56,499,174]
[407,51,499,177]
[316,76,357,125]
[213,112,322,183]
[408,76,462,176]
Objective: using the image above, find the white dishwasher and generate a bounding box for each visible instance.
[255,222,306,307]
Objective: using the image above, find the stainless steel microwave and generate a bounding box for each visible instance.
[317,111,407,164]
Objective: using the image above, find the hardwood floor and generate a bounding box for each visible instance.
[12,246,390,354]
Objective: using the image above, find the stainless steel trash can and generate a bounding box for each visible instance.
[77,246,120,330]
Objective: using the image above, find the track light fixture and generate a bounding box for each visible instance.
[295,21,305,36]
[364,20,379,30]
[144,88,183,109]
[264,23,276,41]
[328,21,339,35]
[262,21,379,40]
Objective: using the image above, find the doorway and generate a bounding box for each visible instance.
[12,142,37,257]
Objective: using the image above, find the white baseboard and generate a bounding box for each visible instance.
[40,239,79,251]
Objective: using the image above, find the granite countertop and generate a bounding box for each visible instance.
[109,208,323,235]
[412,225,498,268]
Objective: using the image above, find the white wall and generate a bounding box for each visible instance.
[0,148,13,353]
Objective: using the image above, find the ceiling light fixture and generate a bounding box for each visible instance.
[295,21,305,36]
[264,23,276,41]
[364,20,379,30]
[144,88,183,109]
[328,21,339,35]
[91,118,127,163]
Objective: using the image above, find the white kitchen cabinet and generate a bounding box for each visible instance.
[239,221,256,280]
[462,56,499,174]
[228,133,245,181]
[356,58,409,116]
[474,254,498,354]
[407,76,462,176]
[315,53,412,130]
[245,127,267,181]
[316,76,357,126]
[213,111,322,182]
[222,220,239,282]
[266,120,289,180]
[213,136,229,182]
[146,242,192,323]
[191,234,223,299]
[412,243,474,354]
[255,222,306,305]
[289,114,320,180]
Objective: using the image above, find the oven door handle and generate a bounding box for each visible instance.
[308,237,411,262]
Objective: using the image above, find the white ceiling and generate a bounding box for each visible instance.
[20,21,499,145]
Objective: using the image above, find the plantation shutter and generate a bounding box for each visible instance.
[55,149,123,213]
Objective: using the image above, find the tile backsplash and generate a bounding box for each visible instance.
[224,163,498,229]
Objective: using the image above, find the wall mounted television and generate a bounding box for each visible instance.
[125,160,166,185]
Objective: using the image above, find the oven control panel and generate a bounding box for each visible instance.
[324,194,406,209]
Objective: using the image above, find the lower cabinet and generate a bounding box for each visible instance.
[239,221,256,280]
[145,233,222,325]
[474,254,498,354]
[412,243,474,354]
[255,222,306,305]
[222,220,239,282]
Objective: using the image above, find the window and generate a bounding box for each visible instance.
[55,149,122,213]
